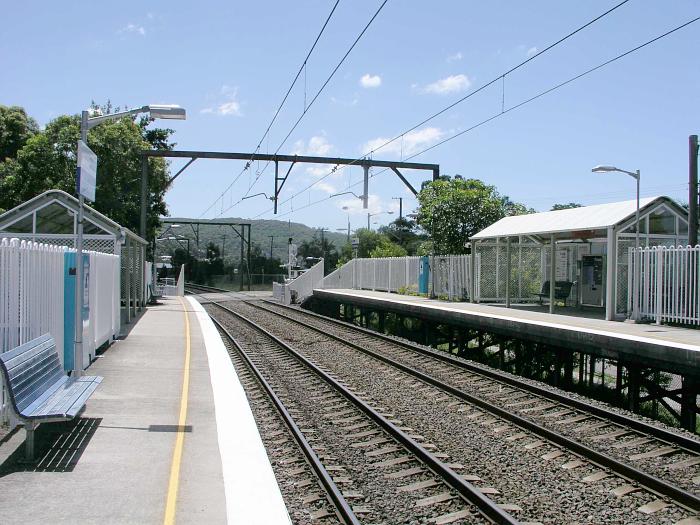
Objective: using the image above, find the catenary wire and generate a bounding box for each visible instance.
[254,15,699,220]
[262,0,635,214]
[198,0,342,218]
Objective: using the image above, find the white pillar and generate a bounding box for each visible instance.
[505,237,511,308]
[605,226,617,320]
[549,235,556,314]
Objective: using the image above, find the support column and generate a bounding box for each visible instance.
[681,376,699,432]
[362,165,369,209]
[605,226,617,320]
[627,364,641,413]
[563,350,574,389]
[505,237,511,308]
[549,234,556,314]
[616,361,624,406]
[239,226,244,292]
[140,156,148,238]
[126,238,132,324]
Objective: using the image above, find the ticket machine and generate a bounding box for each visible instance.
[580,255,604,307]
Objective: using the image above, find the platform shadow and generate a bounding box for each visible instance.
[0,417,102,476]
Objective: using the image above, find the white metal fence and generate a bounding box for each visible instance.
[320,255,476,301]
[274,259,326,304]
[629,245,700,326]
[1,238,120,423]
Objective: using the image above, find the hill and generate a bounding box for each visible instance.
[161,216,348,262]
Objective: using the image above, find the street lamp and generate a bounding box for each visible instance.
[592,164,641,320]
[73,103,186,376]
[367,210,394,230]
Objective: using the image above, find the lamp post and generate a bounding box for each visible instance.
[592,164,641,321]
[367,211,394,230]
[74,104,185,376]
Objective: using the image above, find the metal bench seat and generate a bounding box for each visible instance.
[0,334,102,460]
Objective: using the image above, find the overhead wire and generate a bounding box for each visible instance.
[256,15,700,220]
[262,0,634,214]
[239,0,391,201]
[198,0,342,218]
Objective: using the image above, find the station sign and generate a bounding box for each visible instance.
[77,140,97,202]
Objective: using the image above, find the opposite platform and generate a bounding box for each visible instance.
[312,288,700,376]
[0,296,290,525]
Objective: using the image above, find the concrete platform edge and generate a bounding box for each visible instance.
[187,296,292,525]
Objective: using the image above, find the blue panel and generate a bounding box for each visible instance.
[63,252,90,371]
[419,256,430,294]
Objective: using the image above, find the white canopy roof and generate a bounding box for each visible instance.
[472,197,662,240]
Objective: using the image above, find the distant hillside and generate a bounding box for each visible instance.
[161,217,347,261]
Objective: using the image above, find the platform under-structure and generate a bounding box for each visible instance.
[308,289,700,433]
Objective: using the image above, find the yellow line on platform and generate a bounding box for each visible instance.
[164,298,192,525]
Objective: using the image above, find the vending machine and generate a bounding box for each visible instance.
[580,255,604,307]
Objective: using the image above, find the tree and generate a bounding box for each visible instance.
[417,177,527,254]
[370,238,407,258]
[551,202,582,211]
[0,105,39,161]
[0,104,174,240]
[378,217,425,255]
[297,233,339,273]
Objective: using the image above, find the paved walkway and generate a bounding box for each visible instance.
[0,296,289,524]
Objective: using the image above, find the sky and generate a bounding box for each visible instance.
[2,0,699,233]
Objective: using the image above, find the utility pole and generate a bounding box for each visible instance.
[690,134,699,246]
[318,227,329,263]
[392,197,403,219]
[268,235,274,258]
[221,234,226,261]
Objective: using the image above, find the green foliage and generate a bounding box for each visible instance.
[377,217,425,255]
[551,202,583,211]
[0,104,174,241]
[0,105,39,161]
[370,237,407,258]
[417,177,529,254]
[297,233,339,273]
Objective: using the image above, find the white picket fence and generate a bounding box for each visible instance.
[629,245,700,326]
[1,238,120,424]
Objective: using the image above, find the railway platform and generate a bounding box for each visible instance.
[0,296,289,525]
[311,288,700,430]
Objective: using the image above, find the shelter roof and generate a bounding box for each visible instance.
[472,196,683,240]
[0,189,146,245]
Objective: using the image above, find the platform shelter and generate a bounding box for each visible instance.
[471,196,689,320]
[0,189,149,323]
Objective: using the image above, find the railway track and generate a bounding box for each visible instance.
[214,298,700,524]
[206,299,520,525]
[249,299,700,491]
[211,316,357,524]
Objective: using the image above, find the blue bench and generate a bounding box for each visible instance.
[0,334,103,461]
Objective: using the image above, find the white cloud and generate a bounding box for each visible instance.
[217,101,241,116]
[423,74,471,95]
[446,52,463,62]
[119,23,146,36]
[201,86,243,116]
[359,73,382,88]
[338,194,400,218]
[361,127,446,157]
[526,46,538,57]
[315,181,337,194]
[291,134,333,156]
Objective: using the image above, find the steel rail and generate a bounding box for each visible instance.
[207,300,520,525]
[261,299,700,453]
[209,314,360,525]
[247,299,700,513]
